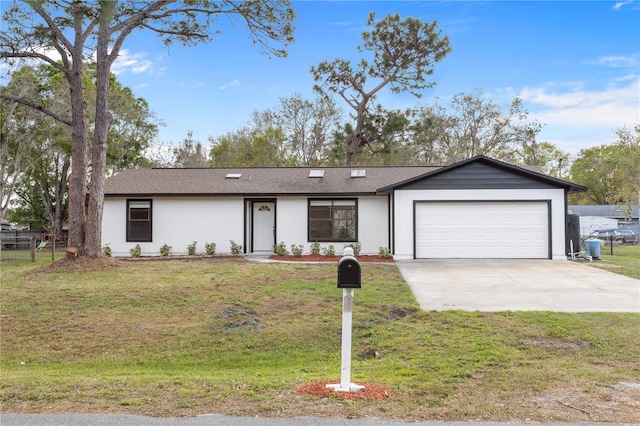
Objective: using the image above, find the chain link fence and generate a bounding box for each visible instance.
[1,230,68,263]
[0,234,36,263]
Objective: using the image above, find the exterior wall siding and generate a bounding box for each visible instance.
[393,188,567,260]
[103,197,244,256]
[357,196,390,254]
[399,162,556,190]
[275,197,309,251]
[102,199,127,254]
[103,195,390,257]
[274,195,388,255]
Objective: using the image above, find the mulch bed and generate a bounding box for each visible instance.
[269,254,394,263]
[296,381,392,400]
[33,253,392,273]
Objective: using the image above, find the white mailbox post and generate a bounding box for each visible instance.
[327,247,365,393]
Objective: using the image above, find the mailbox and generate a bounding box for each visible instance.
[337,256,361,288]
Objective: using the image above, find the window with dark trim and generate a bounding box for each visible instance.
[308,199,357,242]
[127,200,152,242]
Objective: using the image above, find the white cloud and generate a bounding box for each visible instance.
[112,49,154,75]
[219,79,240,90]
[612,1,634,10]
[513,77,639,155]
[589,54,639,67]
[178,79,204,87]
[519,78,639,128]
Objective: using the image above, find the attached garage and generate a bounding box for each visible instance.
[415,201,550,259]
[382,156,587,261]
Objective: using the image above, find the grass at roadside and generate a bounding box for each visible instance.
[1,257,639,422]
[586,244,640,279]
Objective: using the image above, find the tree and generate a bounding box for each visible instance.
[209,110,288,167]
[570,124,640,207]
[614,124,640,209]
[516,141,569,178]
[0,65,66,221]
[409,105,454,165]
[276,94,341,166]
[311,13,451,166]
[12,143,71,234]
[1,0,294,256]
[570,145,622,205]
[104,72,161,175]
[0,90,35,221]
[3,64,159,232]
[209,94,341,167]
[172,131,209,168]
[326,108,416,166]
[412,90,540,165]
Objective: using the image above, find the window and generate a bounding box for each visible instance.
[308,199,357,242]
[127,200,152,242]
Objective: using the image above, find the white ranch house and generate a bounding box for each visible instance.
[102,156,586,260]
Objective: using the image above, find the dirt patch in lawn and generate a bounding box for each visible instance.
[35,256,130,272]
[270,254,393,263]
[524,381,640,422]
[520,338,592,350]
[35,255,246,272]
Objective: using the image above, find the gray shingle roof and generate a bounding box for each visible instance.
[104,166,440,196]
[568,205,639,219]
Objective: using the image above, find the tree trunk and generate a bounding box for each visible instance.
[346,105,366,167]
[346,133,358,167]
[54,158,70,236]
[85,111,108,257]
[66,52,88,254]
[85,8,113,257]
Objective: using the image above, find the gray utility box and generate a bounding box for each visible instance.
[337,257,361,288]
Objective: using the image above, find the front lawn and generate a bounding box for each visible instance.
[1,257,638,422]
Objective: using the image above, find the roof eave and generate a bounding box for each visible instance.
[104,191,382,198]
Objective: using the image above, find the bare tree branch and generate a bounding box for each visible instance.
[0,93,73,126]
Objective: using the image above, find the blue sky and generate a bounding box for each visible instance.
[105,1,639,157]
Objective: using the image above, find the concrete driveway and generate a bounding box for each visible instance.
[396,259,640,312]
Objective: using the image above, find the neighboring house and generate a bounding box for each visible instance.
[103,156,586,260]
[572,216,619,237]
[568,205,640,235]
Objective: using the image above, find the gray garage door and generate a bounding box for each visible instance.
[415,201,549,259]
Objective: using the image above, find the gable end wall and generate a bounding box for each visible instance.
[400,162,556,190]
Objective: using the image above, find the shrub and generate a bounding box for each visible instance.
[102,244,112,257]
[322,244,336,257]
[310,241,321,255]
[291,244,304,258]
[205,242,216,256]
[273,241,289,256]
[378,246,392,259]
[187,241,197,255]
[129,244,141,258]
[345,242,362,256]
[160,244,172,257]
[230,240,243,255]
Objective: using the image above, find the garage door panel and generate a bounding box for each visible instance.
[415,202,549,259]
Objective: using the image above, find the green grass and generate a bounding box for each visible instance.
[1,257,639,422]
[586,244,640,279]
